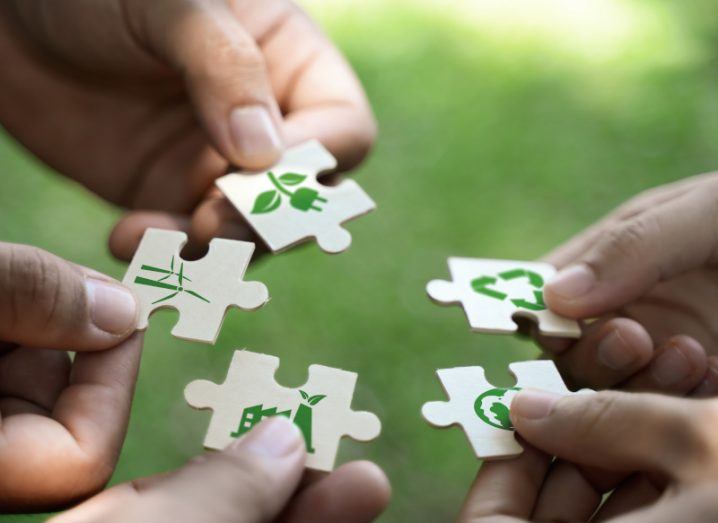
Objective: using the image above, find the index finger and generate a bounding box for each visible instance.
[234,0,377,171]
[458,444,550,522]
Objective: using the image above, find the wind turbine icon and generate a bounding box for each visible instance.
[133,256,210,304]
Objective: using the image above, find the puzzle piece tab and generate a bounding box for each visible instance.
[422,360,591,460]
[216,140,376,254]
[184,350,381,471]
[427,257,580,338]
[123,228,268,344]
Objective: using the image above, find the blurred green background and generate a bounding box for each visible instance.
[2,0,718,521]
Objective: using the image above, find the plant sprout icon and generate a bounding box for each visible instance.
[251,171,328,214]
[133,256,210,305]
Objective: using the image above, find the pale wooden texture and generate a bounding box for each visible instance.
[427,257,580,338]
[184,350,382,471]
[422,360,591,460]
[122,229,268,344]
[216,140,376,254]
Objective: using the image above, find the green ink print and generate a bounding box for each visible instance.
[471,275,508,300]
[474,387,521,430]
[489,402,512,429]
[471,267,547,311]
[511,290,545,311]
[230,390,327,454]
[250,171,327,214]
[133,256,210,304]
[278,172,307,186]
[251,189,281,214]
[231,405,291,437]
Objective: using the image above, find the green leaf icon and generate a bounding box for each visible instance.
[252,190,281,214]
[299,390,309,401]
[308,394,326,406]
[278,172,307,186]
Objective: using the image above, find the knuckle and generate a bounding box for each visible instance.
[603,217,654,260]
[570,391,621,440]
[186,16,267,87]
[685,402,718,467]
[209,37,266,76]
[648,399,713,474]
[0,244,83,338]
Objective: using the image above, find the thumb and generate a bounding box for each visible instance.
[130,1,283,169]
[510,389,711,481]
[544,186,718,318]
[0,242,138,350]
[51,417,307,523]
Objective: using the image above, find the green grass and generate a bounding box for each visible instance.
[2,0,718,521]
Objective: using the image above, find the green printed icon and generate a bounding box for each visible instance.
[474,387,521,430]
[231,390,326,453]
[133,256,210,305]
[471,268,546,311]
[251,171,327,214]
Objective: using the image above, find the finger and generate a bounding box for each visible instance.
[601,484,718,523]
[109,211,191,261]
[189,195,266,254]
[0,243,137,350]
[54,417,307,523]
[279,461,390,523]
[592,474,661,522]
[543,182,718,318]
[0,333,142,511]
[692,356,718,397]
[622,335,707,394]
[457,443,551,521]
[236,0,376,171]
[0,347,70,412]
[549,317,654,390]
[130,0,283,169]
[510,390,710,481]
[542,176,702,269]
[544,337,708,498]
[531,460,602,521]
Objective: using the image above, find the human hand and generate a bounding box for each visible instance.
[534,172,718,392]
[50,416,390,523]
[0,242,140,511]
[0,0,376,259]
[459,387,718,522]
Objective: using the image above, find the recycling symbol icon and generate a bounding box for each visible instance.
[470,268,546,311]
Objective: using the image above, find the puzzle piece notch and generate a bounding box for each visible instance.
[427,257,580,338]
[422,360,591,460]
[216,140,376,254]
[123,228,269,344]
[184,350,381,471]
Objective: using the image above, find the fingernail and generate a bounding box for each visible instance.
[231,417,302,458]
[597,330,636,370]
[510,389,561,421]
[651,346,692,386]
[229,105,282,165]
[86,278,138,335]
[547,264,596,301]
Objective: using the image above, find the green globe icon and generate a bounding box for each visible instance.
[474,387,522,430]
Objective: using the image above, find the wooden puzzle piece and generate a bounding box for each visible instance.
[422,360,591,460]
[216,140,376,254]
[122,228,268,344]
[184,350,381,471]
[427,257,580,338]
